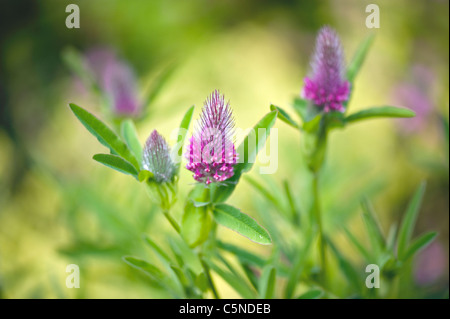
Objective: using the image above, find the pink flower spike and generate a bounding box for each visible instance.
[302,26,350,113]
[186,90,238,184]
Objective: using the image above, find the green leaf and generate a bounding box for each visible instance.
[213,111,278,202]
[346,33,375,83]
[69,103,139,169]
[244,175,281,210]
[175,105,195,174]
[120,119,142,164]
[346,106,415,124]
[270,104,299,129]
[258,266,276,299]
[217,241,265,267]
[343,227,372,262]
[397,182,426,260]
[122,256,165,281]
[92,154,138,179]
[292,97,320,124]
[213,204,271,245]
[207,262,257,299]
[143,234,172,264]
[326,239,362,294]
[297,289,324,299]
[402,232,437,262]
[284,235,314,299]
[142,63,177,109]
[283,180,300,225]
[361,198,385,261]
[181,200,213,248]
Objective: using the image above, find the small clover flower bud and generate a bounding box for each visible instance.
[186,90,238,185]
[142,130,175,183]
[303,26,350,113]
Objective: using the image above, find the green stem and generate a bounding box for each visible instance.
[313,171,327,284]
[162,209,181,234]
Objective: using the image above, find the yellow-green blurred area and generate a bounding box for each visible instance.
[0,0,448,298]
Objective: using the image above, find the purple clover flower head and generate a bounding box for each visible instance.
[186,90,238,185]
[84,47,141,118]
[303,26,350,113]
[142,130,175,183]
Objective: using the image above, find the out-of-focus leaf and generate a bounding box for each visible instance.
[244,175,281,210]
[402,232,437,262]
[270,104,299,128]
[397,182,426,260]
[194,272,209,293]
[297,289,324,299]
[120,119,142,164]
[213,204,272,245]
[123,256,182,297]
[284,235,314,299]
[69,103,139,169]
[217,241,265,267]
[345,106,415,124]
[283,180,300,225]
[143,234,172,264]
[292,97,320,124]
[213,111,278,203]
[207,262,257,299]
[343,227,372,262]
[175,105,194,175]
[361,198,385,261]
[142,63,177,109]
[92,154,138,179]
[123,256,165,281]
[258,266,276,299]
[386,223,398,252]
[346,33,375,83]
[181,200,212,248]
[326,239,362,294]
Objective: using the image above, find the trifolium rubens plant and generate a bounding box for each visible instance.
[67,26,438,299]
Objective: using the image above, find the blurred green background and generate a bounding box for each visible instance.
[0,0,448,298]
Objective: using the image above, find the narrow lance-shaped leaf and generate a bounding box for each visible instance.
[175,105,194,175]
[361,198,385,261]
[326,238,362,294]
[142,63,177,110]
[213,204,272,245]
[397,182,426,260]
[258,266,276,299]
[120,119,142,165]
[122,256,183,298]
[207,261,257,299]
[213,111,278,202]
[297,289,324,299]
[402,231,438,262]
[93,154,138,179]
[343,227,372,262]
[346,106,415,124]
[122,256,165,281]
[346,33,375,83]
[270,104,299,129]
[69,103,139,169]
